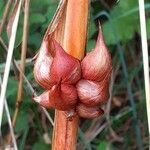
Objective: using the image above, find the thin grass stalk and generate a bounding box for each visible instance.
[0,75,17,150]
[4,101,18,149]
[0,0,13,35]
[0,0,22,128]
[52,0,89,149]
[12,0,30,128]
[138,0,150,136]
[0,37,19,77]
[78,128,92,150]
[6,0,30,144]
[0,58,32,73]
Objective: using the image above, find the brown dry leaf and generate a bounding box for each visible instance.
[7,0,20,39]
[44,0,68,44]
[33,0,68,58]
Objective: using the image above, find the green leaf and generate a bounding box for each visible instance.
[87,13,96,51]
[0,1,5,19]
[30,0,52,12]
[15,111,28,133]
[2,106,13,125]
[15,26,23,48]
[87,40,95,52]
[29,13,46,24]
[46,4,58,21]
[19,126,29,150]
[41,3,58,32]
[32,141,50,150]
[97,141,107,150]
[97,141,113,150]
[6,78,18,104]
[146,18,150,39]
[28,32,42,49]
[100,0,150,44]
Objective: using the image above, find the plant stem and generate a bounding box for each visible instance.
[52,0,89,150]
[12,0,30,128]
[63,0,88,60]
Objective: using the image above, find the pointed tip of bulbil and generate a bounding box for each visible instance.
[32,91,51,108]
[97,20,102,34]
[81,26,112,82]
[33,95,41,103]
[95,24,105,51]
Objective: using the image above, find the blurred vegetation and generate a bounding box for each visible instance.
[0,0,150,149]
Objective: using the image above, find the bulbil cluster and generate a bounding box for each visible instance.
[33,29,112,119]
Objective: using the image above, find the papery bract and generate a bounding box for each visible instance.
[77,103,104,119]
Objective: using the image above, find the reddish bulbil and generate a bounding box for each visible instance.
[33,28,112,119]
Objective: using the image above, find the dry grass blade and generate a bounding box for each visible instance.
[0,58,32,73]
[0,76,17,150]
[0,0,22,127]
[12,0,30,128]
[0,37,19,78]
[42,108,54,126]
[106,65,123,142]
[4,101,17,150]
[138,0,150,136]
[6,0,30,144]
[7,0,20,39]
[44,0,67,41]
[0,0,13,35]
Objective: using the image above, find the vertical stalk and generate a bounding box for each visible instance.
[7,0,30,144]
[138,0,150,136]
[63,0,88,59]
[52,0,89,150]
[0,0,12,35]
[12,0,30,127]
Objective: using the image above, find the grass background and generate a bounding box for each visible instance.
[0,0,149,149]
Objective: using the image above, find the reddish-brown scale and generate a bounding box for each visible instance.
[50,39,81,85]
[76,79,109,107]
[77,103,104,119]
[33,38,54,89]
[33,84,77,111]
